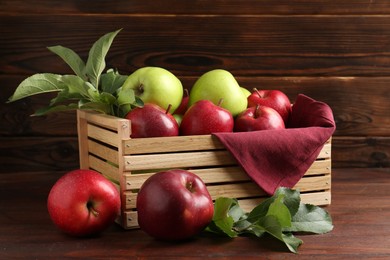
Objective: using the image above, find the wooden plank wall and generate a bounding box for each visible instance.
[0,1,389,173]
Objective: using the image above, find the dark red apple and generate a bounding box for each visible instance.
[136,169,214,241]
[125,103,179,138]
[180,99,234,135]
[47,169,121,237]
[173,88,189,115]
[247,89,291,123]
[234,105,285,132]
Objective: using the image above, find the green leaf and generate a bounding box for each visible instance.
[266,194,292,228]
[8,73,65,102]
[79,100,112,114]
[32,103,79,116]
[282,233,303,254]
[100,92,116,105]
[286,203,334,234]
[246,196,275,222]
[205,197,239,238]
[85,29,122,89]
[101,68,128,94]
[61,75,90,97]
[256,215,302,254]
[274,187,301,217]
[47,46,87,80]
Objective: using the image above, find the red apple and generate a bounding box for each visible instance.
[136,169,214,241]
[125,103,179,138]
[47,169,121,237]
[180,99,234,135]
[234,105,285,132]
[173,88,189,115]
[247,89,291,123]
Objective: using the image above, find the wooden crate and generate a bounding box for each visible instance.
[77,110,332,229]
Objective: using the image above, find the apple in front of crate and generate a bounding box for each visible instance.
[247,89,291,123]
[125,103,179,138]
[136,170,214,241]
[120,67,183,113]
[180,99,234,135]
[234,105,285,132]
[47,169,121,237]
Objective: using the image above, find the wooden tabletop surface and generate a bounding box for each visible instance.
[1,168,389,259]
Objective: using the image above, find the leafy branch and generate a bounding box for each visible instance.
[8,29,142,117]
[206,187,333,253]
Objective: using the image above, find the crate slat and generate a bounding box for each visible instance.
[89,155,120,183]
[124,135,225,154]
[121,190,332,230]
[124,150,237,171]
[305,159,331,175]
[88,139,118,164]
[123,174,330,210]
[87,124,120,148]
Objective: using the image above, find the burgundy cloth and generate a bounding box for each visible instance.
[213,94,336,195]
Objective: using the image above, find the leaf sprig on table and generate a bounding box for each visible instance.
[7,29,142,117]
[206,187,333,253]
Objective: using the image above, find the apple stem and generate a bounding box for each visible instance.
[254,104,260,119]
[253,88,262,98]
[165,104,172,114]
[184,88,189,97]
[186,181,194,192]
[137,84,145,95]
[217,98,224,107]
[87,201,99,217]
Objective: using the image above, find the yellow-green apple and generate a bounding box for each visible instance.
[234,105,285,132]
[189,69,248,117]
[241,87,251,98]
[180,99,234,135]
[136,169,214,241]
[125,103,179,138]
[47,169,121,237]
[247,89,292,123]
[121,67,183,113]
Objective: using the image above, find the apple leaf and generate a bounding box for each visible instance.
[7,73,65,102]
[101,68,128,94]
[206,187,333,254]
[47,45,87,80]
[285,203,334,234]
[205,197,239,238]
[33,103,79,116]
[85,29,122,89]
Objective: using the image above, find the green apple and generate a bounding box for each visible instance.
[241,87,251,98]
[189,69,248,117]
[173,114,183,126]
[121,67,183,113]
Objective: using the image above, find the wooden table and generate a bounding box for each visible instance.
[1,168,389,259]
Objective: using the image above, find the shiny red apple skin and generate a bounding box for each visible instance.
[173,89,189,115]
[136,169,214,241]
[125,103,179,138]
[47,169,121,237]
[247,89,291,123]
[234,105,285,132]
[180,100,234,135]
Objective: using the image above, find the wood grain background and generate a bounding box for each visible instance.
[1,1,389,173]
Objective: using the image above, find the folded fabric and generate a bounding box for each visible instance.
[213,94,336,195]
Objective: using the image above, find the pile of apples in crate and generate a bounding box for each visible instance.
[124,67,291,138]
[8,30,332,253]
